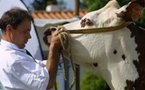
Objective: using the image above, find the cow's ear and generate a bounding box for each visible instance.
[116,1,143,21]
[126,1,143,21]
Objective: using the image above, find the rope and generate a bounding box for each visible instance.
[56,27,76,89]
[64,22,132,34]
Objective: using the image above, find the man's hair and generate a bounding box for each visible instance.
[0,7,33,31]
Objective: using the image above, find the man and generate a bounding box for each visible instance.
[0,7,67,90]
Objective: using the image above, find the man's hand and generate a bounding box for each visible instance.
[43,26,70,51]
[45,26,70,89]
[43,27,56,46]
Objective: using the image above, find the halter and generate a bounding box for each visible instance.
[64,22,132,34]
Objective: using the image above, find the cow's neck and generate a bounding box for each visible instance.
[126,23,145,90]
[101,23,139,90]
[104,23,145,90]
[108,23,145,90]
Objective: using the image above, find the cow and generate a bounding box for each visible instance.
[43,0,145,90]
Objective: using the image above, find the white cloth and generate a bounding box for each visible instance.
[0,39,49,90]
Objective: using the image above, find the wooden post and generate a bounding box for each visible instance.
[75,64,80,90]
[64,58,69,90]
[74,0,80,16]
[75,0,80,90]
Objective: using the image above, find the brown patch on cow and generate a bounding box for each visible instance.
[130,33,134,38]
[80,18,94,27]
[93,63,98,67]
[116,11,126,18]
[113,50,117,54]
[126,23,145,90]
[135,47,140,54]
[125,80,135,90]
[122,54,126,60]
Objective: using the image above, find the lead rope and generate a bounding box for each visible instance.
[57,27,76,90]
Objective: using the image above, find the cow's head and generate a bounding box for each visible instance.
[80,0,144,29]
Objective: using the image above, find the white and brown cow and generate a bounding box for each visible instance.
[44,0,145,90]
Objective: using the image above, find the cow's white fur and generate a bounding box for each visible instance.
[63,0,139,90]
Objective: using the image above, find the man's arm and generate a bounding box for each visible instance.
[45,30,62,89]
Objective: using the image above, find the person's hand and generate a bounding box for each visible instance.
[43,26,70,51]
[50,27,63,50]
[43,27,56,46]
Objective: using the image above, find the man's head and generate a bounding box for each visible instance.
[0,7,33,49]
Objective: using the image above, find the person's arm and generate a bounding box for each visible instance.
[45,30,61,89]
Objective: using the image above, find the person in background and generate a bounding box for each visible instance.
[0,7,68,90]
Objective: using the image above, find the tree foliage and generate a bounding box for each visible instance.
[80,72,110,90]
[83,0,109,12]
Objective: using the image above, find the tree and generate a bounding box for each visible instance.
[80,72,110,90]
[83,0,134,11]
[83,0,109,12]
[136,11,145,28]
